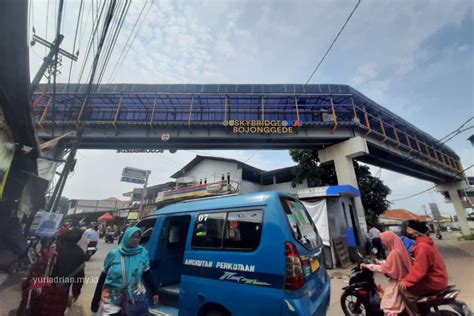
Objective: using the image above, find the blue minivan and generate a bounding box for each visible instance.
[135,191,330,316]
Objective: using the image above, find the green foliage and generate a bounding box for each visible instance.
[290,149,391,226]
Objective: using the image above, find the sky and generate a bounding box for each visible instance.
[29,0,473,215]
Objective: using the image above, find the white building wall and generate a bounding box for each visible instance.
[180,159,242,185]
[67,199,129,215]
[263,180,308,194]
[240,180,263,194]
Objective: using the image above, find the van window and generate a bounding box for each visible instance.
[192,212,226,249]
[224,210,263,251]
[282,198,320,250]
[192,210,264,251]
[136,217,157,245]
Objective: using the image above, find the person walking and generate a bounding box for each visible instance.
[18,228,85,316]
[361,231,412,315]
[91,227,159,315]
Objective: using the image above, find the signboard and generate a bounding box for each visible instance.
[224,120,302,134]
[122,167,148,180]
[121,167,150,184]
[29,211,64,237]
[132,188,146,200]
[0,107,15,200]
[297,187,329,199]
[161,132,170,141]
[121,176,145,184]
[127,211,139,220]
[156,180,230,202]
[117,209,129,218]
[429,203,442,220]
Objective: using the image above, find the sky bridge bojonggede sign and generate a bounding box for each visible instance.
[225,120,303,134]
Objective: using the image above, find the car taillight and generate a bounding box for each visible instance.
[285,242,304,290]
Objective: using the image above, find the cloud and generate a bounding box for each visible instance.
[29,0,472,211]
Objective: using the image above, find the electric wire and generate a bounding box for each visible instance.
[45,0,50,54]
[66,0,84,93]
[96,0,132,85]
[389,165,473,202]
[108,0,152,83]
[304,0,361,85]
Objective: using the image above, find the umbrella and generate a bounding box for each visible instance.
[98,212,114,221]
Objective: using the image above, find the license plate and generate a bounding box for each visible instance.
[311,259,320,272]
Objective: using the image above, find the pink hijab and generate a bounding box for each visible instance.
[379,231,412,280]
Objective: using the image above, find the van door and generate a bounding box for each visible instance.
[281,197,328,300]
[156,215,191,287]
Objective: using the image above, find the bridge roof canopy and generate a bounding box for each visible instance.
[36,83,457,157]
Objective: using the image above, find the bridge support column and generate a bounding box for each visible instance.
[319,136,370,242]
[436,180,471,236]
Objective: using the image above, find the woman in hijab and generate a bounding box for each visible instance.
[361,231,412,316]
[91,227,159,315]
[19,227,85,316]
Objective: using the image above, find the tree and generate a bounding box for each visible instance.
[290,149,391,226]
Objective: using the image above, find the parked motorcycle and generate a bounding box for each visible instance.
[340,252,472,316]
[84,240,97,261]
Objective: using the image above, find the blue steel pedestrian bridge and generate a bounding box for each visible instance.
[33,83,463,183]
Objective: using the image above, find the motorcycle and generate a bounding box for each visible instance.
[84,240,97,261]
[104,232,115,243]
[340,251,472,316]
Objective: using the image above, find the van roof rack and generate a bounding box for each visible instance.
[181,193,240,203]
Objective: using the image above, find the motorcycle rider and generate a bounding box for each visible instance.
[398,220,448,316]
[368,225,386,259]
[81,224,99,250]
[361,231,412,315]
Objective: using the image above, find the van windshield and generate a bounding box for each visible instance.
[282,198,320,250]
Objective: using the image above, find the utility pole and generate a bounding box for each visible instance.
[138,171,151,219]
[47,145,77,213]
[30,34,77,92]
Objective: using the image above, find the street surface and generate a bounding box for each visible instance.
[328,232,474,315]
[0,232,473,315]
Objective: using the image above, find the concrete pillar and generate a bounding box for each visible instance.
[436,180,471,236]
[319,137,370,241]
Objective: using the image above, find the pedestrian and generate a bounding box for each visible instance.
[80,224,100,248]
[91,227,159,315]
[18,228,85,316]
[361,231,412,315]
[368,225,386,259]
[398,220,449,316]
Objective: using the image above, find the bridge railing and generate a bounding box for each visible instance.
[32,93,462,175]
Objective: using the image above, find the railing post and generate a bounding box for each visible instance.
[188,96,194,127]
[330,96,337,133]
[363,106,371,136]
[378,114,388,143]
[392,122,401,148]
[294,96,301,123]
[351,97,358,123]
[150,95,157,127]
[39,96,53,129]
[113,95,123,128]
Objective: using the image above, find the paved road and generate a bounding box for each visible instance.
[1,234,473,315]
[327,234,474,315]
[66,240,116,315]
